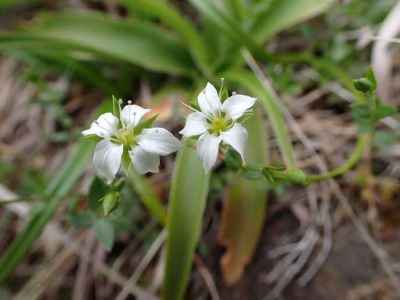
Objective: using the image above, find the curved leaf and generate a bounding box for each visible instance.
[218,108,269,284]
[120,0,212,77]
[0,101,114,281]
[5,11,194,75]
[251,0,334,43]
[225,69,296,169]
[0,140,94,281]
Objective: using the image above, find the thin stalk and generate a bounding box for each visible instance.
[248,48,372,183]
[122,155,167,226]
[306,134,370,183]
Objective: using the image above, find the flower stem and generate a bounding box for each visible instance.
[306,134,370,183]
[122,155,167,225]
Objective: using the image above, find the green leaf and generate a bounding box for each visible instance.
[0,140,94,281]
[120,0,212,77]
[94,219,115,251]
[251,0,334,43]
[68,211,96,228]
[0,0,41,10]
[102,192,120,216]
[123,160,167,226]
[225,0,248,20]
[218,109,269,284]
[224,69,296,169]
[352,101,398,132]
[189,0,251,46]
[164,140,210,300]
[0,101,113,282]
[240,166,264,180]
[133,114,159,135]
[5,11,194,75]
[89,177,109,212]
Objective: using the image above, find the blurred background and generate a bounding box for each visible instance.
[0,0,399,299]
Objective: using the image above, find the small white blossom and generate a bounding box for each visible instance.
[82,104,180,183]
[180,82,256,171]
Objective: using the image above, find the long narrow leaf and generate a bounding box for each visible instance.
[0,140,94,281]
[120,0,212,77]
[218,109,269,284]
[124,164,167,226]
[251,0,334,43]
[164,140,209,300]
[5,11,194,75]
[225,69,296,168]
[0,101,114,281]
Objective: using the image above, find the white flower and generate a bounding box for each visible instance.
[82,104,180,183]
[180,82,256,171]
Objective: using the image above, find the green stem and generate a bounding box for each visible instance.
[306,134,370,183]
[122,155,167,226]
[251,50,372,183]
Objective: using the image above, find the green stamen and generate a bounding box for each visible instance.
[209,116,232,134]
[115,128,136,146]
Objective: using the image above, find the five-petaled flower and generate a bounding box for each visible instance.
[180,82,256,171]
[82,104,180,183]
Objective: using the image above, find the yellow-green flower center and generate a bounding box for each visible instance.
[209,116,232,135]
[114,128,136,146]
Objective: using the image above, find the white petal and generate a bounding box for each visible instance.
[121,104,150,128]
[93,140,123,184]
[129,145,160,174]
[222,94,256,120]
[82,113,119,138]
[138,128,181,155]
[179,112,208,137]
[198,82,222,116]
[196,133,221,171]
[220,123,248,161]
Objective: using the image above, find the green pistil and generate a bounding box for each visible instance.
[115,128,136,146]
[209,116,232,135]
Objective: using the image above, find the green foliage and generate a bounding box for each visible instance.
[89,177,109,212]
[0,140,95,282]
[3,11,194,75]
[0,0,344,296]
[120,0,211,76]
[0,161,14,182]
[224,69,296,169]
[251,0,335,43]
[352,70,398,132]
[262,166,307,185]
[94,219,115,251]
[0,0,40,10]
[164,141,210,300]
[217,110,269,284]
[101,192,121,216]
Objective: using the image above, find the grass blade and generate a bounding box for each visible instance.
[164,140,210,300]
[251,0,334,43]
[120,0,212,77]
[124,163,167,226]
[4,11,194,75]
[225,68,296,169]
[0,140,94,281]
[0,101,114,281]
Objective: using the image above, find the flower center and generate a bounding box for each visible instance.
[114,128,136,146]
[209,116,232,135]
